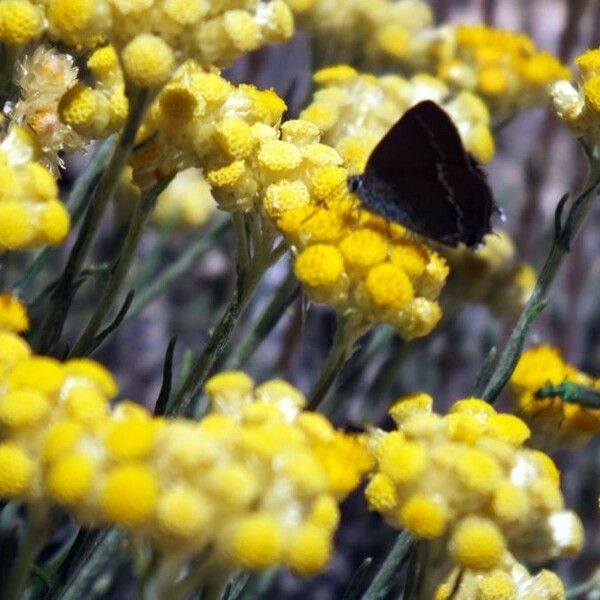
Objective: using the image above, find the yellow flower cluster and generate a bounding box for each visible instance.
[301,65,495,174]
[435,25,571,117]
[284,0,433,69]
[550,47,600,151]
[1,0,293,87]
[441,230,536,318]
[289,200,449,339]
[153,168,217,230]
[130,60,288,196]
[133,62,449,338]
[436,552,565,600]
[0,312,371,578]
[510,345,600,448]
[0,124,69,250]
[58,45,128,141]
[364,395,583,575]
[12,45,86,173]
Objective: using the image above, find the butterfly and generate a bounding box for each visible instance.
[347,100,500,248]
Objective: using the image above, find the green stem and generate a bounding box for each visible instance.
[566,572,600,598]
[35,87,153,354]
[58,530,124,600]
[225,268,299,370]
[481,156,600,403]
[3,504,51,600]
[0,43,19,106]
[124,215,229,321]
[70,178,171,357]
[361,531,414,600]
[11,137,115,298]
[167,237,287,416]
[307,313,361,411]
[167,264,260,416]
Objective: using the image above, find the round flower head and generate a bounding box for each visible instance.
[509,345,600,448]
[550,47,600,155]
[0,125,69,250]
[365,393,583,575]
[441,230,534,318]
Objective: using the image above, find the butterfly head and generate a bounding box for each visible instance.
[347,174,364,195]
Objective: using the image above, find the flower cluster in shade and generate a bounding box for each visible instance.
[153,167,217,230]
[441,230,536,319]
[510,345,600,449]
[300,65,495,174]
[364,395,583,575]
[550,47,600,154]
[283,0,433,70]
[0,123,69,250]
[431,25,571,118]
[0,300,372,579]
[435,552,565,600]
[0,0,293,88]
[285,0,570,118]
[130,62,449,339]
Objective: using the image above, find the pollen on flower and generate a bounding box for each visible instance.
[46,452,95,504]
[41,420,82,463]
[0,442,32,497]
[258,140,303,172]
[121,34,175,88]
[295,244,345,288]
[0,389,49,428]
[0,0,43,45]
[340,229,389,271]
[105,418,157,460]
[451,517,505,570]
[101,464,158,525]
[9,356,64,393]
[215,118,254,159]
[287,524,332,576]
[230,513,283,570]
[366,263,414,309]
[156,487,210,539]
[378,437,427,484]
[399,493,448,538]
[58,84,97,128]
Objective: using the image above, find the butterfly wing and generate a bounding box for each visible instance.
[362,100,496,247]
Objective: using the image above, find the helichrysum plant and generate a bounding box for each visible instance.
[0,0,599,599]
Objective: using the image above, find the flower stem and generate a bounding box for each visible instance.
[125,215,229,321]
[3,504,51,600]
[167,224,286,416]
[35,87,153,354]
[481,155,600,403]
[225,268,299,370]
[70,177,172,357]
[361,531,414,600]
[307,313,361,411]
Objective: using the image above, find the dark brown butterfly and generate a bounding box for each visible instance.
[347,100,499,248]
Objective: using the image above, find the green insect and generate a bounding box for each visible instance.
[535,381,600,409]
